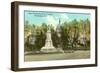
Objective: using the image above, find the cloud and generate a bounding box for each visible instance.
[46,15,57,29]
[60,14,69,23]
[45,13,69,29]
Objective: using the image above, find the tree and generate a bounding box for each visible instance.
[61,19,80,50]
[51,28,58,48]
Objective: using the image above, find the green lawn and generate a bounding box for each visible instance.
[24,50,90,61]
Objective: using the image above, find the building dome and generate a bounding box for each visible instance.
[56,18,61,33]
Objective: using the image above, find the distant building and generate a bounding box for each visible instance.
[24,27,36,45]
[78,33,86,45]
[28,35,36,45]
[56,18,61,37]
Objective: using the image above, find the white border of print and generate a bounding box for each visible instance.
[18,5,95,68]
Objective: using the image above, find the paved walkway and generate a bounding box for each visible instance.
[24,50,90,61]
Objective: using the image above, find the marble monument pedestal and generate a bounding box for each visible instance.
[41,39,58,53]
[40,25,60,53]
[41,46,58,53]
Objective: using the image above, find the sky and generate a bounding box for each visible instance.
[24,10,90,27]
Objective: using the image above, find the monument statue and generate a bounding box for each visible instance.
[40,25,58,53]
[41,19,64,53]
